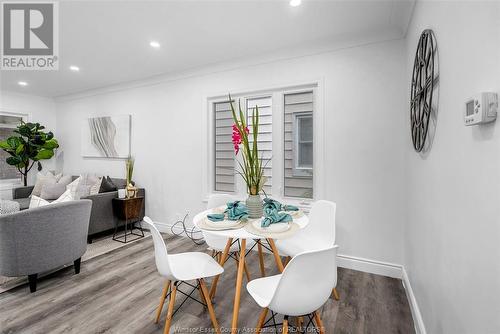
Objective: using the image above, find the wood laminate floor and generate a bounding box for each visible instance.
[0,235,414,334]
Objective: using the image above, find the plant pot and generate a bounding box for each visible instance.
[246,194,263,219]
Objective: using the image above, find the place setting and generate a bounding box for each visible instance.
[197,197,304,239]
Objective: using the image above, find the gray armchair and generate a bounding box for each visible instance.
[0,200,92,293]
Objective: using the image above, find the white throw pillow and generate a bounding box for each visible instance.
[29,195,50,209]
[89,177,102,195]
[52,189,75,204]
[32,172,57,197]
[66,177,81,199]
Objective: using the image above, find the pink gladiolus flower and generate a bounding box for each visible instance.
[232,124,242,155]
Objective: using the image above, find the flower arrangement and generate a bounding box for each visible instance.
[229,94,268,196]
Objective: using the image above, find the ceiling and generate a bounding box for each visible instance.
[0,0,415,98]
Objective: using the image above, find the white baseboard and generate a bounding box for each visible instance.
[402,268,427,334]
[154,221,425,334]
[337,254,403,279]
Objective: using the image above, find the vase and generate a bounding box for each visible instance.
[246,194,263,219]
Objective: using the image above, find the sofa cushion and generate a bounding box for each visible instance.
[32,172,58,197]
[41,183,67,200]
[12,197,30,210]
[99,176,117,193]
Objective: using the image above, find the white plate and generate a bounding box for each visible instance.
[252,219,290,233]
[204,217,242,228]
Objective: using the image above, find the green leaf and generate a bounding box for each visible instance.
[0,140,10,149]
[7,137,21,148]
[34,149,54,160]
[15,143,24,155]
[42,139,59,149]
[6,156,22,166]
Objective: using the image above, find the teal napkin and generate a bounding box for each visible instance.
[225,201,249,221]
[207,213,225,222]
[261,205,292,228]
[206,201,249,222]
[263,198,299,212]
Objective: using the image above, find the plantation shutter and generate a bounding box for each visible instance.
[246,96,272,195]
[284,91,314,198]
[214,101,235,192]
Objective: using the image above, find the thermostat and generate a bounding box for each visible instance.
[464,92,498,126]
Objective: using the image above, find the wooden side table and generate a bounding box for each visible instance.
[112,196,144,243]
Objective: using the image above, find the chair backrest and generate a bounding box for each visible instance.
[207,194,234,210]
[143,216,175,280]
[268,246,338,316]
[306,200,336,246]
[204,194,235,250]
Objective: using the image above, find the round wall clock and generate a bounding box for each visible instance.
[410,29,438,152]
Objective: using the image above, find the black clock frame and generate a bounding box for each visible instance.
[410,29,437,152]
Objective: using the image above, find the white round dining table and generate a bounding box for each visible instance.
[192,208,309,333]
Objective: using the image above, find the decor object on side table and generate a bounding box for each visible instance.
[229,94,268,218]
[125,156,137,198]
[112,196,144,243]
[410,29,439,153]
[81,115,131,158]
[0,122,59,186]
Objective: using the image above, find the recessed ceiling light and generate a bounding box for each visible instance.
[69,65,80,72]
[150,41,160,49]
[18,81,28,86]
[289,0,301,7]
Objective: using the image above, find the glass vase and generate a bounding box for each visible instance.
[246,194,263,218]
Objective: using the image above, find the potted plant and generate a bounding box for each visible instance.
[0,122,59,186]
[230,95,268,218]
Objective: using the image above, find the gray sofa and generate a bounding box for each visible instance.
[12,177,146,242]
[0,200,92,292]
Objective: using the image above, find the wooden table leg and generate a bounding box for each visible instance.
[155,280,170,323]
[231,238,246,334]
[267,238,284,273]
[257,241,266,277]
[209,238,233,299]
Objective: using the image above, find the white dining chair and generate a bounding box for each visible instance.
[203,194,251,283]
[247,246,338,334]
[275,200,340,300]
[143,216,223,334]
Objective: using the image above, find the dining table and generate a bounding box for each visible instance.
[193,206,309,333]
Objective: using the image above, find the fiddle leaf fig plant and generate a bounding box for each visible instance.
[0,122,59,186]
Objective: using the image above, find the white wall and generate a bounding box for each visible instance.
[0,91,57,198]
[56,39,407,265]
[405,1,500,333]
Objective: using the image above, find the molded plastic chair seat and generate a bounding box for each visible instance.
[275,236,328,257]
[167,252,223,281]
[143,217,224,334]
[247,246,338,333]
[247,274,281,307]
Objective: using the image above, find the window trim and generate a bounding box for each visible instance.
[202,79,326,206]
[292,111,313,177]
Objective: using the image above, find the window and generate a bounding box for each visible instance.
[208,85,319,201]
[284,91,313,198]
[214,101,235,192]
[0,113,25,182]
